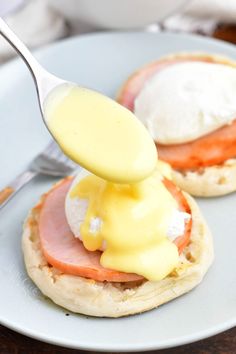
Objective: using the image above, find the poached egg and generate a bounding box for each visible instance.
[65,163,191,281]
[134,61,236,144]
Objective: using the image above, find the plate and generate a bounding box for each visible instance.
[0,32,236,351]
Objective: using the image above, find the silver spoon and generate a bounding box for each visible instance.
[0,17,66,118]
[0,17,157,183]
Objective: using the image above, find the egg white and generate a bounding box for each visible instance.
[135,62,236,144]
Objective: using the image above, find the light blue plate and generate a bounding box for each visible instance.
[0,32,235,351]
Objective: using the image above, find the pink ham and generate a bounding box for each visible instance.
[38,177,191,282]
[38,177,143,282]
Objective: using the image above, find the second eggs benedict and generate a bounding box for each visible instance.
[118,53,236,196]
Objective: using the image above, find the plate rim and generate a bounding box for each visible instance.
[2,29,236,73]
[1,316,236,352]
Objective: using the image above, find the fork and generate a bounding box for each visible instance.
[0,140,79,210]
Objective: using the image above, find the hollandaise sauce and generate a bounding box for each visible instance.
[70,166,179,281]
[44,84,157,183]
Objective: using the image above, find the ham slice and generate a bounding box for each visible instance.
[157,120,236,170]
[39,178,142,282]
[38,177,191,282]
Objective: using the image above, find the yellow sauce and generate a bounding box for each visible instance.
[70,163,179,281]
[45,84,157,183]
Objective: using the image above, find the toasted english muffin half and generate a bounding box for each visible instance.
[172,159,236,197]
[22,185,213,318]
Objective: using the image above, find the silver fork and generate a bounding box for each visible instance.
[0,140,79,210]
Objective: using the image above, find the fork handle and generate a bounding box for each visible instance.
[0,170,37,210]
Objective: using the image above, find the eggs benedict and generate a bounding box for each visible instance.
[22,161,213,317]
[117,53,236,197]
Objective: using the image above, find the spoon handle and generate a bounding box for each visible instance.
[0,17,65,109]
[0,17,44,81]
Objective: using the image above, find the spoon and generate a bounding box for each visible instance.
[0,17,157,183]
[0,17,65,113]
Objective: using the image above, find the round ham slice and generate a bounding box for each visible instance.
[39,178,143,282]
[38,177,191,282]
[157,120,236,170]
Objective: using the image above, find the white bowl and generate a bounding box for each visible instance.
[49,0,190,30]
